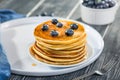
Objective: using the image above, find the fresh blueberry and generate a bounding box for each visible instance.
[87,1,94,6]
[70,24,78,30]
[95,0,101,5]
[83,0,89,4]
[103,3,109,8]
[56,22,63,28]
[108,1,115,7]
[65,29,74,36]
[82,0,115,9]
[51,30,58,37]
[52,19,58,24]
[101,1,106,4]
[41,12,47,16]
[99,1,110,9]
[41,24,49,31]
[99,5,104,9]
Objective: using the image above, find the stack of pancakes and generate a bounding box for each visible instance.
[30,19,87,65]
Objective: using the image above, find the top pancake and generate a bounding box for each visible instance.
[34,19,86,41]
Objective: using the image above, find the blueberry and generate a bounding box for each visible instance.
[41,24,49,31]
[101,0,115,8]
[51,30,58,37]
[83,0,89,3]
[84,0,95,8]
[70,24,78,30]
[82,0,96,8]
[82,0,116,9]
[95,0,101,5]
[108,1,115,7]
[88,1,94,6]
[88,1,94,5]
[103,3,109,8]
[52,19,58,24]
[100,1,105,5]
[96,1,109,9]
[41,12,47,16]
[99,5,104,9]
[56,22,63,28]
[65,29,74,36]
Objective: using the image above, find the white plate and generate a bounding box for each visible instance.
[1,17,104,76]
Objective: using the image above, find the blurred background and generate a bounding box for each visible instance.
[0,0,82,19]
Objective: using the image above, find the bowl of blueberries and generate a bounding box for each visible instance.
[81,0,119,25]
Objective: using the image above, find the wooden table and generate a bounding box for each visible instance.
[1,0,120,80]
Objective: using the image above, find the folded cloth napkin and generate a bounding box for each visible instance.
[0,9,25,23]
[0,45,10,80]
[0,9,25,80]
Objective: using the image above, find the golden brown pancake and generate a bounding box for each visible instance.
[29,19,87,65]
[31,44,86,58]
[34,20,85,41]
[34,43,86,55]
[30,48,86,65]
[35,33,87,50]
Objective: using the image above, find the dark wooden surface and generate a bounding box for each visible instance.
[1,0,120,80]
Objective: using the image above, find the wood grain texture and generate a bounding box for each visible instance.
[1,0,120,80]
[0,0,40,14]
[31,0,78,17]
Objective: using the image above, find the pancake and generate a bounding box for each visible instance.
[34,20,85,41]
[35,33,87,50]
[35,40,86,51]
[29,19,87,65]
[31,44,86,58]
[30,46,86,62]
[35,32,86,45]
[30,48,87,65]
[35,43,86,55]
